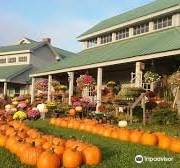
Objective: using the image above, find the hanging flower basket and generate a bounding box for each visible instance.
[144,71,161,83]
[35,79,48,91]
[106,81,116,88]
[76,74,95,90]
[168,71,180,87]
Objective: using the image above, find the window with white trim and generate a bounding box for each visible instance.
[8,57,16,63]
[100,34,112,44]
[18,56,27,62]
[154,16,172,30]
[133,23,149,35]
[115,28,129,40]
[87,38,97,48]
[0,58,6,64]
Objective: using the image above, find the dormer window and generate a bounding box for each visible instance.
[0,58,6,64]
[154,16,172,30]
[133,23,149,35]
[100,34,112,44]
[8,57,16,63]
[116,28,129,40]
[19,56,27,62]
[87,38,97,48]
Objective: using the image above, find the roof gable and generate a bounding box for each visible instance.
[79,0,180,38]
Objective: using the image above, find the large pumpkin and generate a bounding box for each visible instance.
[140,132,158,146]
[82,146,102,165]
[63,148,83,168]
[37,151,61,168]
[20,145,44,165]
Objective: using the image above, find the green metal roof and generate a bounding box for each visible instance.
[52,46,75,58]
[0,38,76,58]
[0,65,32,80]
[33,27,180,75]
[0,42,41,53]
[79,0,180,38]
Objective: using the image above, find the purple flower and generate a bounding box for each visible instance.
[17,102,27,109]
[27,109,40,120]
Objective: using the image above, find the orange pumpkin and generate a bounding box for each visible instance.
[63,147,83,168]
[54,145,65,157]
[49,118,57,125]
[118,129,130,141]
[158,135,171,150]
[140,132,158,146]
[69,109,76,116]
[37,151,61,168]
[169,138,180,153]
[129,130,144,143]
[82,145,102,165]
[0,134,7,147]
[42,142,53,150]
[20,145,43,165]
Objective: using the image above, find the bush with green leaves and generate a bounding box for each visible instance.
[152,107,179,125]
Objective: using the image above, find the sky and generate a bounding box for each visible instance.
[0,0,154,52]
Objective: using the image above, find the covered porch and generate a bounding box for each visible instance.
[30,54,180,124]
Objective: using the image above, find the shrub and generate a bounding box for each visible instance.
[152,107,179,125]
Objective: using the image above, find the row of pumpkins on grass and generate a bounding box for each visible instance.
[50,117,180,154]
[0,121,102,168]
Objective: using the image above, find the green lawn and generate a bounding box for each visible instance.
[0,120,180,168]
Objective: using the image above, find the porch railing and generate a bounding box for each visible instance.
[129,93,146,125]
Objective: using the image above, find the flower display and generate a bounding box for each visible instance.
[144,71,161,83]
[27,108,40,120]
[71,96,96,108]
[76,74,95,90]
[13,111,27,120]
[17,102,27,109]
[35,79,48,91]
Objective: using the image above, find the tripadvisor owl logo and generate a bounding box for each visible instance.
[135,155,144,164]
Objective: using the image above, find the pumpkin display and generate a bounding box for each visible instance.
[0,120,103,167]
[63,148,83,168]
[37,150,61,168]
[82,146,102,165]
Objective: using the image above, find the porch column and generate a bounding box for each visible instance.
[68,72,74,105]
[47,75,52,102]
[135,62,144,88]
[30,77,35,104]
[96,67,102,111]
[3,82,7,97]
